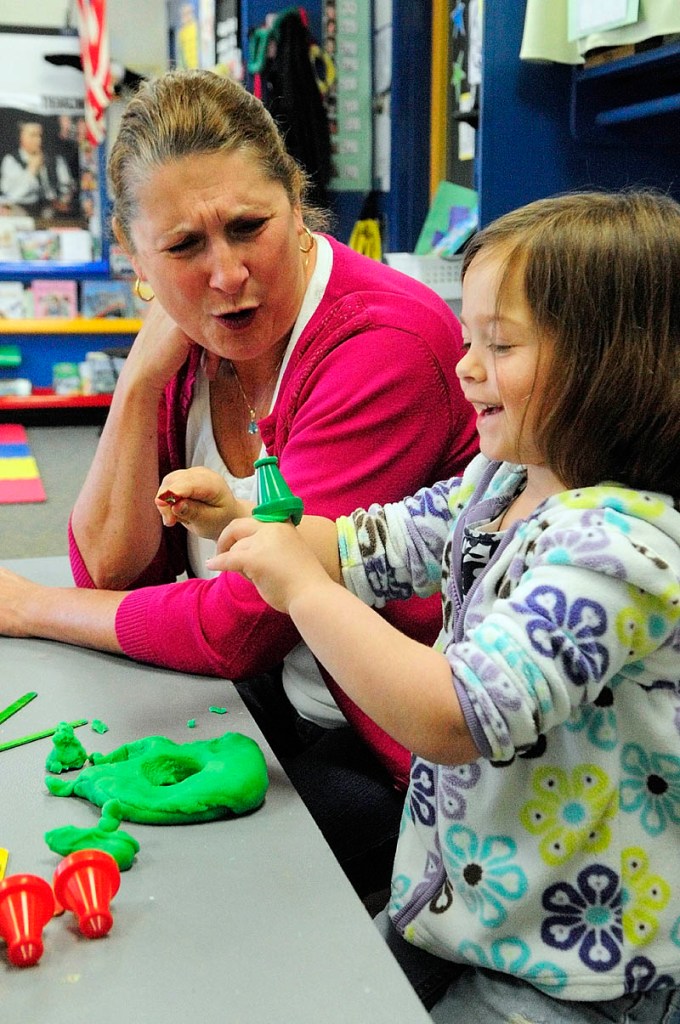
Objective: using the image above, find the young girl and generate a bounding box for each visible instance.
[165,191,680,1021]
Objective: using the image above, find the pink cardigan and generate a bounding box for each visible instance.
[69,236,478,788]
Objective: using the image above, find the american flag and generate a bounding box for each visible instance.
[76,0,114,145]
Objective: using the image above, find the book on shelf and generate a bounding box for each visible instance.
[31,279,78,318]
[108,243,136,278]
[16,229,62,262]
[0,216,35,261]
[414,181,479,258]
[0,281,29,319]
[80,278,135,319]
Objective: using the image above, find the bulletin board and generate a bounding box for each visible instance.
[432,0,482,195]
[325,2,373,193]
[0,26,109,278]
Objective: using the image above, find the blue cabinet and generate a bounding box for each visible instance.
[478,0,680,226]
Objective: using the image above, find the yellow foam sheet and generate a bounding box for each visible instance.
[0,455,40,480]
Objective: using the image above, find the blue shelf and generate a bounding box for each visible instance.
[0,261,110,282]
[0,318,139,391]
[571,40,680,144]
[596,92,680,128]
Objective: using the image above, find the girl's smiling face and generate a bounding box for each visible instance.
[457,247,553,468]
[126,149,309,364]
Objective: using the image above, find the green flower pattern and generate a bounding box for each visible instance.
[520,765,617,866]
[621,847,670,946]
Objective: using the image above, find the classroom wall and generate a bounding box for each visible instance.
[0,0,167,77]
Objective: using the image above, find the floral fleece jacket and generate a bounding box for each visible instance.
[338,454,680,1002]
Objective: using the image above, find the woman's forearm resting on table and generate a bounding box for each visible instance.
[0,568,124,653]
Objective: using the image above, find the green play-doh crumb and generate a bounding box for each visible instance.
[187,719,196,728]
[91,719,109,734]
[209,706,227,715]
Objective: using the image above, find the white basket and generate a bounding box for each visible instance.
[384,252,463,301]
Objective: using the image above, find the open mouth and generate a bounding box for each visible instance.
[478,404,502,417]
[215,308,257,329]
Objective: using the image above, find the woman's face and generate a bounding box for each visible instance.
[127,149,308,363]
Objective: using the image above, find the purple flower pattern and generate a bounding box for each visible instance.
[410,760,437,826]
[439,762,482,820]
[624,955,675,992]
[542,865,623,971]
[410,760,482,826]
[511,586,609,686]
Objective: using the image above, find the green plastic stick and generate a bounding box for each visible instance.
[0,690,38,726]
[0,718,88,753]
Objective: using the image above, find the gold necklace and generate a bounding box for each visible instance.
[229,359,283,435]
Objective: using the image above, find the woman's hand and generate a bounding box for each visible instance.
[207,517,334,614]
[0,567,40,637]
[122,299,198,395]
[0,566,124,652]
[155,467,252,541]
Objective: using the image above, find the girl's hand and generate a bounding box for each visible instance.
[207,518,332,614]
[155,467,251,540]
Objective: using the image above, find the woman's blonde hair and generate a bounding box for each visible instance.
[462,190,680,496]
[109,68,331,250]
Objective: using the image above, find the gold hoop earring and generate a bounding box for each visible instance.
[133,278,155,303]
[298,226,315,254]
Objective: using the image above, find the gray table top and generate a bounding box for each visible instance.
[0,558,431,1023]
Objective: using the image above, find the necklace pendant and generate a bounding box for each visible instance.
[247,419,259,435]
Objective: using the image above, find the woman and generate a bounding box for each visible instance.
[0,69,478,897]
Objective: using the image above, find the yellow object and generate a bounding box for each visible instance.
[309,43,336,94]
[348,219,382,261]
[430,0,449,199]
[0,847,8,879]
[0,319,142,335]
[0,456,40,480]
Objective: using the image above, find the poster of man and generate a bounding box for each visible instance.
[0,28,98,241]
[0,112,79,222]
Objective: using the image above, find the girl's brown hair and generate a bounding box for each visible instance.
[108,68,331,251]
[462,190,680,496]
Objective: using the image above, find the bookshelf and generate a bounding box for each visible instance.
[0,317,141,422]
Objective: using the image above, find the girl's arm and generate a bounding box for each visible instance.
[210,517,479,764]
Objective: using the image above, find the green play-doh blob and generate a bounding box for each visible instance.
[45,733,268,824]
[45,799,140,870]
